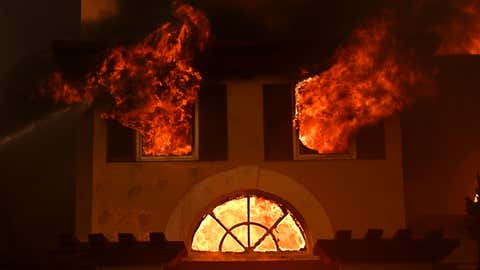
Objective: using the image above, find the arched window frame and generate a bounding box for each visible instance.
[189,190,311,258]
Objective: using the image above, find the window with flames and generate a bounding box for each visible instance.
[136,102,199,161]
[191,193,307,253]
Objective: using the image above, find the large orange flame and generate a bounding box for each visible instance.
[43,4,210,156]
[294,19,431,154]
[436,0,480,55]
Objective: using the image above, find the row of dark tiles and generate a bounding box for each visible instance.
[57,228,450,248]
[57,232,170,247]
[333,228,446,241]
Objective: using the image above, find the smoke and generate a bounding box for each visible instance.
[79,0,391,44]
[408,0,480,54]
[435,0,480,54]
[81,0,119,24]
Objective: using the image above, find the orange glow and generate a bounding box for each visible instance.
[250,224,268,248]
[231,225,248,247]
[42,72,88,104]
[250,196,283,228]
[436,0,480,55]
[43,4,210,156]
[254,235,276,252]
[222,234,245,252]
[191,215,225,252]
[81,0,118,23]
[273,214,306,251]
[213,198,247,228]
[191,194,306,253]
[294,19,431,154]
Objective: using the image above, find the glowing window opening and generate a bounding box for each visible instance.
[292,89,357,160]
[135,101,199,161]
[191,193,307,253]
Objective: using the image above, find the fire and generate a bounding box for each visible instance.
[212,197,247,229]
[43,4,210,156]
[191,195,306,253]
[250,196,283,228]
[436,0,480,55]
[273,214,306,251]
[192,215,225,252]
[43,72,88,104]
[294,19,431,154]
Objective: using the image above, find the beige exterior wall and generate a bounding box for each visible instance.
[86,77,406,246]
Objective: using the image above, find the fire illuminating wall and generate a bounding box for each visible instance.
[82,76,407,245]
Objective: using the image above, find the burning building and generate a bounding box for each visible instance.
[2,1,480,270]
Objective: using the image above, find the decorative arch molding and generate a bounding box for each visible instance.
[165,166,334,249]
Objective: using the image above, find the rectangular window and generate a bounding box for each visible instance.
[263,83,358,161]
[106,83,228,163]
[135,102,199,161]
[292,127,357,160]
[291,85,357,160]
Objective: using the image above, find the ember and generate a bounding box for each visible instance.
[294,18,431,154]
[436,0,480,55]
[43,4,210,156]
[191,195,306,253]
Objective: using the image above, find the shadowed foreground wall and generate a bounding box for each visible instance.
[402,56,480,237]
[0,0,80,253]
[0,108,86,251]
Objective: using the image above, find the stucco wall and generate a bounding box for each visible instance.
[87,77,406,245]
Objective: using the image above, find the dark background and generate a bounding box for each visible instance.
[1,0,480,262]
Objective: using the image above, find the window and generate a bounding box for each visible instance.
[105,83,228,162]
[262,84,358,161]
[292,127,357,160]
[191,192,307,253]
[293,86,357,160]
[136,102,199,161]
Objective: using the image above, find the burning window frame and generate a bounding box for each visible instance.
[292,130,357,160]
[292,92,357,160]
[135,100,199,161]
[189,190,310,259]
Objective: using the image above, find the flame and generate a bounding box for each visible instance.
[436,0,480,55]
[294,18,431,154]
[43,72,88,104]
[192,214,225,252]
[250,196,284,228]
[254,234,276,252]
[212,197,247,228]
[222,233,245,252]
[43,4,210,156]
[191,195,306,253]
[249,225,271,251]
[273,214,306,251]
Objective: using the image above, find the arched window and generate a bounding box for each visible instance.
[191,192,307,253]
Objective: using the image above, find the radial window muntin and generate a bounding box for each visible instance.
[191,191,309,255]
